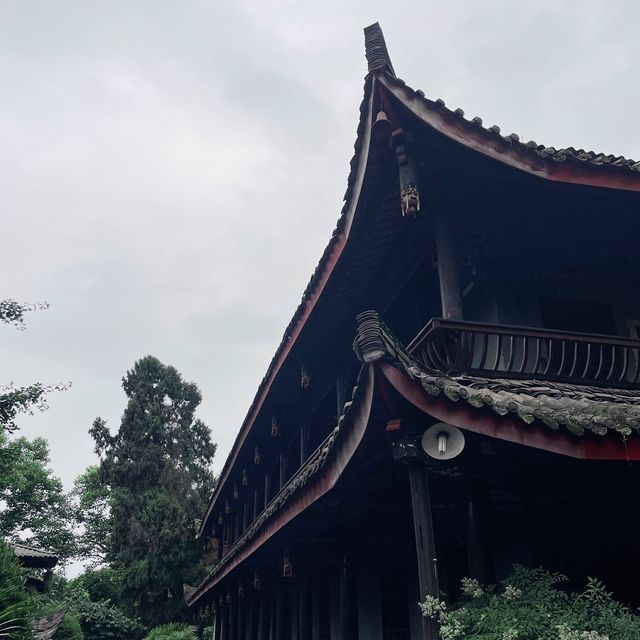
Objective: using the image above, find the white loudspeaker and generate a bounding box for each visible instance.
[421,422,465,460]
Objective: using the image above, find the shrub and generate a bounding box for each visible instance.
[420,565,640,640]
[143,622,198,640]
[0,538,32,640]
[54,612,84,640]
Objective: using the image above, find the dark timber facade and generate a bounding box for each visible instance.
[187,24,640,640]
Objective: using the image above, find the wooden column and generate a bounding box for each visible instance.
[339,555,357,640]
[245,598,254,640]
[466,480,490,584]
[435,206,463,321]
[299,425,307,466]
[279,454,286,489]
[253,488,259,521]
[298,575,310,640]
[408,462,440,640]
[257,593,266,640]
[228,598,235,640]
[275,584,284,640]
[264,474,270,509]
[237,596,243,640]
[215,605,223,640]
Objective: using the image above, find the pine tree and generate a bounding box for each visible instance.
[90,356,216,627]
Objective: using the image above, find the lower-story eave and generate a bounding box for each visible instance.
[187,364,376,608]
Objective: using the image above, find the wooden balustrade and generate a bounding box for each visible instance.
[407,319,640,387]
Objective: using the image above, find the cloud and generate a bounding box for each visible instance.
[2,0,638,501]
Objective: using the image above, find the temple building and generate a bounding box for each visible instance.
[187,23,640,640]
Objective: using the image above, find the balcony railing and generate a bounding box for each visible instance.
[407,319,640,388]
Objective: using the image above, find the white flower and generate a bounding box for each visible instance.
[418,595,446,619]
[556,624,609,640]
[460,577,484,599]
[501,629,518,640]
[502,584,522,601]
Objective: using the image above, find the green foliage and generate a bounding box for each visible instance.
[71,466,112,567]
[90,356,216,627]
[0,299,69,434]
[41,580,143,640]
[420,566,640,640]
[71,568,122,605]
[0,432,76,560]
[55,612,84,640]
[143,623,198,640]
[0,538,32,640]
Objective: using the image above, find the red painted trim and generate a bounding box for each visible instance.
[378,75,640,194]
[379,362,640,461]
[190,366,376,603]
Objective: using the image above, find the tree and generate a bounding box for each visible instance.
[0,538,32,640]
[0,298,69,433]
[72,466,112,567]
[90,356,216,627]
[0,432,76,561]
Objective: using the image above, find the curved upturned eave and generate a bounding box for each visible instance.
[197,76,378,537]
[377,73,640,193]
[189,365,376,606]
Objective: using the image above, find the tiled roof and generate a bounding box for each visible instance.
[32,611,65,640]
[362,21,640,177]
[385,74,640,174]
[11,542,58,566]
[355,310,640,438]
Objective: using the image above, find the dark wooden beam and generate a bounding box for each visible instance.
[257,593,266,640]
[466,479,491,584]
[279,454,286,490]
[214,605,222,640]
[275,584,284,640]
[298,575,310,640]
[339,555,358,640]
[407,462,440,640]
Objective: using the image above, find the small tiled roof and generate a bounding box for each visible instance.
[355,310,640,438]
[11,542,58,568]
[32,611,65,640]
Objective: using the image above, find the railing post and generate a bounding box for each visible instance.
[435,206,464,321]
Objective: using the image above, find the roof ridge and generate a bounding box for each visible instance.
[364,22,395,77]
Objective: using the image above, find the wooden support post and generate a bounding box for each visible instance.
[237,595,243,640]
[339,555,357,640]
[215,605,223,640]
[275,584,284,640]
[435,206,463,321]
[253,488,259,521]
[228,598,235,640]
[299,424,307,466]
[264,474,270,509]
[245,598,254,640]
[408,462,440,640]
[257,593,266,640]
[242,503,248,531]
[466,480,490,584]
[279,454,286,490]
[298,575,310,640]
[268,596,275,640]
[336,375,346,419]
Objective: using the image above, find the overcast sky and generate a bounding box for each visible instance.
[3,1,639,490]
